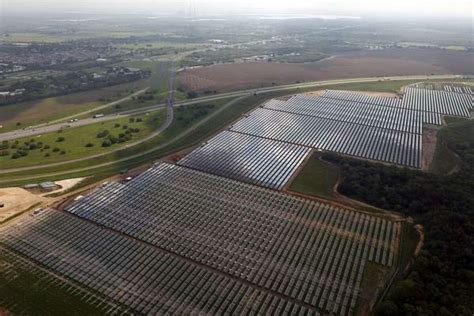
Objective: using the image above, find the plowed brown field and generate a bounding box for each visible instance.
[180,48,474,92]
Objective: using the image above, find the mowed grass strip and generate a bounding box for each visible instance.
[0,111,165,169]
[289,153,340,200]
[429,117,473,174]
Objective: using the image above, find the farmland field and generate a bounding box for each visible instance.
[180,48,474,93]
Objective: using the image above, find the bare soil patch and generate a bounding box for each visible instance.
[303,90,325,97]
[422,128,439,170]
[0,188,46,223]
[414,224,425,257]
[42,178,87,196]
[180,48,473,93]
[344,90,400,98]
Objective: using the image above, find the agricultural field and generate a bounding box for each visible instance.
[179,48,474,93]
[0,111,165,169]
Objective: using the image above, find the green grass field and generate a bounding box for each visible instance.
[429,117,473,174]
[0,111,165,169]
[0,97,106,132]
[289,153,340,200]
[0,96,245,185]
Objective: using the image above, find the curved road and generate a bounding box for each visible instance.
[0,74,462,180]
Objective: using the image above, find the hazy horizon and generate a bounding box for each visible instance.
[1,0,473,19]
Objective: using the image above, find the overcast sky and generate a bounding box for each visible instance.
[1,0,473,18]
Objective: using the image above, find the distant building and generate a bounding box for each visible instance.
[23,183,39,190]
[39,181,59,191]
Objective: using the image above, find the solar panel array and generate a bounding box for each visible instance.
[1,210,316,315]
[177,131,311,190]
[231,108,422,168]
[401,88,472,117]
[178,86,470,186]
[0,246,130,315]
[264,95,423,134]
[62,163,400,315]
[441,84,473,95]
[321,90,400,107]
[322,90,447,125]
[322,88,472,118]
[412,83,474,95]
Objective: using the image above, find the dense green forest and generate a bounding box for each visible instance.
[323,119,474,315]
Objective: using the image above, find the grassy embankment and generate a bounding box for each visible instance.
[429,116,471,174]
[0,111,165,169]
[289,153,340,200]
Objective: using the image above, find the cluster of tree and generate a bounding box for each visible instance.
[0,68,150,106]
[0,139,66,159]
[96,125,140,148]
[175,104,215,126]
[322,120,474,315]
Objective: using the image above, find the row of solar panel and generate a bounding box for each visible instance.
[231,108,422,168]
[65,163,399,315]
[322,88,472,117]
[1,209,320,316]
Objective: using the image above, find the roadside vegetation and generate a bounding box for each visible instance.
[0,111,165,169]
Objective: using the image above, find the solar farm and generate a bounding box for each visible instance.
[411,82,474,95]
[179,87,472,189]
[0,85,471,315]
[2,163,400,315]
[178,131,312,190]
